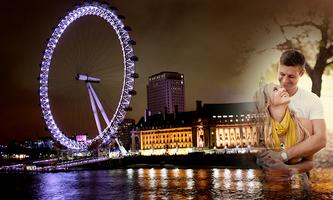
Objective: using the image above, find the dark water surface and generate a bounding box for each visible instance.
[1,168,332,200]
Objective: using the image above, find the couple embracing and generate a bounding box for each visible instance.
[255,50,327,181]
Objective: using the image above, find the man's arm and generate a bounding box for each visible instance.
[258,119,326,166]
[288,159,314,175]
[262,158,314,181]
[262,156,313,171]
[286,119,326,160]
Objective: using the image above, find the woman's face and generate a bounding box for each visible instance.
[268,85,290,106]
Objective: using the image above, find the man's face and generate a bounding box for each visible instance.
[278,65,304,93]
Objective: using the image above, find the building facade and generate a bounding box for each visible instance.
[147,71,185,115]
[132,127,193,156]
[192,115,258,150]
[192,102,259,149]
[131,102,260,155]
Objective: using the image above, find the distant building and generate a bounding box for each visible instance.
[118,118,135,150]
[22,137,54,150]
[76,135,87,142]
[147,71,185,115]
[131,101,259,155]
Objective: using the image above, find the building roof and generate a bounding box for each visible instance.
[148,71,183,81]
[135,102,256,131]
[201,102,256,117]
[136,111,197,131]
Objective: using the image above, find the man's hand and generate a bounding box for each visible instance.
[257,150,294,182]
[264,167,292,183]
[257,149,284,165]
[261,157,288,171]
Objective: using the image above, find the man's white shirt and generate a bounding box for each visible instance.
[289,87,324,120]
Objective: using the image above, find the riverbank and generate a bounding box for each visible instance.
[69,152,259,170]
[1,130,331,172]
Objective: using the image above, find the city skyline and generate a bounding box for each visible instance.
[1,0,333,144]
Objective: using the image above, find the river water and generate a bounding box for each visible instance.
[1,168,332,200]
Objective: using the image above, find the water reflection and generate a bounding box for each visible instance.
[0,168,332,199]
[223,168,231,189]
[38,172,80,199]
[186,169,194,191]
[126,168,133,180]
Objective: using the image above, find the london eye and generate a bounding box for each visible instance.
[38,2,138,151]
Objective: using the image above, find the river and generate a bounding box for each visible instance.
[1,168,332,199]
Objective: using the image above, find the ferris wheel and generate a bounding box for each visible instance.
[38,2,138,151]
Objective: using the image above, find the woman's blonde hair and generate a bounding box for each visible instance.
[254,83,276,114]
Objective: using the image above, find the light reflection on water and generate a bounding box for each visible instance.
[0,168,332,199]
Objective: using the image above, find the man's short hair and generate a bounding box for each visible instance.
[280,49,305,68]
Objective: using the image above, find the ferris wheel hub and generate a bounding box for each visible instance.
[76,74,101,83]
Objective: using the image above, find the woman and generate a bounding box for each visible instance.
[255,83,314,177]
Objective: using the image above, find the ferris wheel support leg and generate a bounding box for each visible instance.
[88,84,111,125]
[115,138,128,155]
[89,82,127,155]
[87,83,102,135]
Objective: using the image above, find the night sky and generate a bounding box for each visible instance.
[1,0,330,144]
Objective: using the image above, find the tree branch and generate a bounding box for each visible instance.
[304,62,313,76]
[275,39,293,51]
[280,21,322,30]
[273,15,287,39]
[325,61,333,66]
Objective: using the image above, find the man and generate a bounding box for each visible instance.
[258,49,327,170]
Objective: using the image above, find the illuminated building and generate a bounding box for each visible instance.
[131,110,196,155]
[147,71,185,115]
[76,135,87,142]
[193,102,258,149]
[131,101,259,155]
[138,127,193,155]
